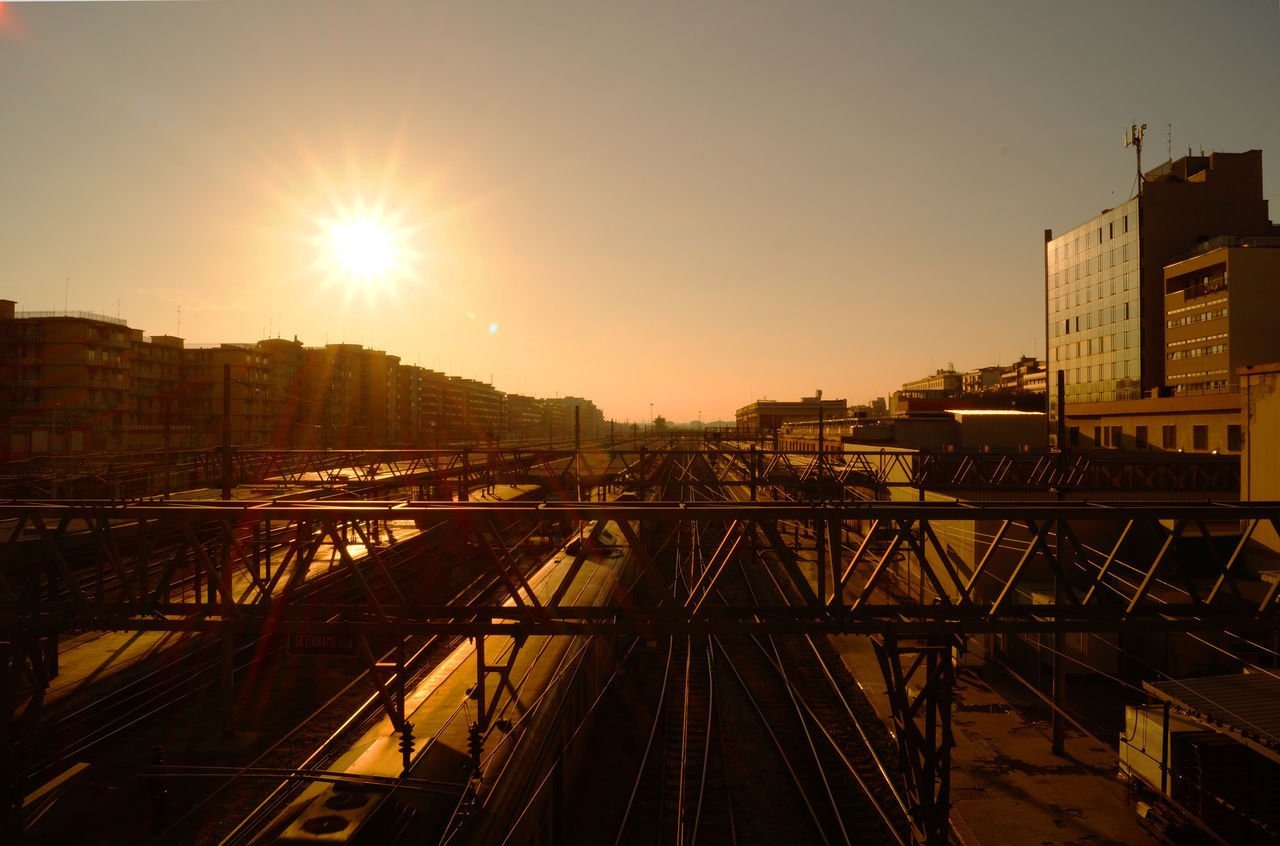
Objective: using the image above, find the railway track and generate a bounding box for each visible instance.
[14,502,558,844]
[24,522,436,785]
[602,455,910,846]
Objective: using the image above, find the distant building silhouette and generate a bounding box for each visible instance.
[0,299,610,457]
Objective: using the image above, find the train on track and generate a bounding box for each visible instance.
[254,513,640,846]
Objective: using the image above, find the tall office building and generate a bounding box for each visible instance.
[1045,150,1272,426]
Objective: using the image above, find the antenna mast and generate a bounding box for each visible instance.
[1125,122,1147,197]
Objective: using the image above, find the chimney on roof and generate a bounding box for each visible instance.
[0,300,14,320]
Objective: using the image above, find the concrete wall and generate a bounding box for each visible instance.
[951,411,1047,449]
[1241,363,1280,552]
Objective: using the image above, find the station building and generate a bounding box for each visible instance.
[735,395,848,434]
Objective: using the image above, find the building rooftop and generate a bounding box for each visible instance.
[1145,672,1280,765]
[14,309,128,326]
[1167,234,1280,265]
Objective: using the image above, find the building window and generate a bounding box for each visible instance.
[1227,424,1242,452]
[1192,425,1208,451]
[1069,427,1080,447]
[1135,425,1148,449]
[1110,426,1122,448]
[1162,425,1177,449]
[1093,426,1101,446]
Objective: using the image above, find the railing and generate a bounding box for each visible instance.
[14,310,128,326]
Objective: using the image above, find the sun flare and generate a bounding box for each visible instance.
[329,219,395,279]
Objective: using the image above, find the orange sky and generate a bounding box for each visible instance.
[2,1,1278,422]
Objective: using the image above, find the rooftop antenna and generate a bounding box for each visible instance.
[1166,123,1172,163]
[1125,122,1146,197]
[176,305,181,337]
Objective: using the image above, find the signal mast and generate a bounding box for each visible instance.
[1125,122,1147,196]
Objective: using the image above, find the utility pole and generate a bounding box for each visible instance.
[221,364,232,499]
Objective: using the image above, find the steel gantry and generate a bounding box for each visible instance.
[0,441,1238,502]
[5,498,1280,636]
[0,437,1261,843]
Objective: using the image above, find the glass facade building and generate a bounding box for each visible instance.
[1046,197,1142,419]
[1044,151,1273,437]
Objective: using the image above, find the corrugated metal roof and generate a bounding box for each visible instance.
[1145,672,1280,762]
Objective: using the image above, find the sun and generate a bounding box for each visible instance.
[330,219,395,279]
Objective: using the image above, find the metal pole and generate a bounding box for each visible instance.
[221,363,233,499]
[460,448,470,502]
[1,641,17,838]
[1044,227,1053,445]
[1052,517,1067,755]
[818,401,824,457]
[1056,369,1066,449]
[817,514,826,606]
[1161,700,1171,795]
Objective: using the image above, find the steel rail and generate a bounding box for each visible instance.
[711,639,834,846]
[740,553,911,844]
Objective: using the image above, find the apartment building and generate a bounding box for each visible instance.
[1163,236,1280,395]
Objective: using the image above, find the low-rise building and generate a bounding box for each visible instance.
[735,395,848,433]
[998,355,1046,394]
[962,366,1004,394]
[902,368,963,394]
[1062,392,1241,452]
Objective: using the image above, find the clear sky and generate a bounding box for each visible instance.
[2,0,1278,423]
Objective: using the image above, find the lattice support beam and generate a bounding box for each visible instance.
[873,634,953,846]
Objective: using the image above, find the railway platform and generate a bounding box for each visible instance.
[26,483,541,713]
[832,635,1156,846]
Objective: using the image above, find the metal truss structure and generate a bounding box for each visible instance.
[4,499,1278,638]
[0,441,1264,843]
[0,441,1238,502]
[709,443,1239,497]
[875,635,953,846]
